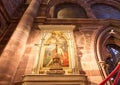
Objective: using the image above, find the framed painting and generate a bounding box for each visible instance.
[43,31,69,68]
[33,25,78,74]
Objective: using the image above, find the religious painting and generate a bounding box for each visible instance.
[43,31,69,68]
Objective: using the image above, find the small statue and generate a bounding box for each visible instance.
[50,54,63,70]
[47,54,65,74]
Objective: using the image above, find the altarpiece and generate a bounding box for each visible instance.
[32,25,79,75]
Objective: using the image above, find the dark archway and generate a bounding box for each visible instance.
[106,44,120,73]
[54,3,88,18]
[91,4,120,19]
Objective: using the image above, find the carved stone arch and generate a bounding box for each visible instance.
[46,0,91,18]
[90,1,120,13]
[89,0,120,9]
[92,24,120,80]
[89,0,120,19]
[94,24,120,62]
[48,0,82,8]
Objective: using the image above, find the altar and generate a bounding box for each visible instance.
[22,25,88,85]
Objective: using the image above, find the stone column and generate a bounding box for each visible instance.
[0,0,41,85]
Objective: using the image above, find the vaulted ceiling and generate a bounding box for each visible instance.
[26,0,120,4]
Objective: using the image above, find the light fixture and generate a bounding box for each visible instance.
[109,29,115,34]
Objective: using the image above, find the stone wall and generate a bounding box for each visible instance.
[13,27,41,84]
[0,12,7,38]
[74,26,103,84]
[0,12,9,54]
[0,23,17,55]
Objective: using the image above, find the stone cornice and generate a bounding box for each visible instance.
[38,25,75,30]
[34,17,120,25]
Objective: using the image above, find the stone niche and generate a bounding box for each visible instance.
[22,25,88,85]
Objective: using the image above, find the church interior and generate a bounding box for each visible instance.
[0,0,120,85]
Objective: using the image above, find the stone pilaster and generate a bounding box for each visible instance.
[0,0,40,85]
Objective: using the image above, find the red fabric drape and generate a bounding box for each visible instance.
[99,63,120,85]
[112,68,120,85]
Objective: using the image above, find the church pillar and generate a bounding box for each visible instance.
[0,0,41,85]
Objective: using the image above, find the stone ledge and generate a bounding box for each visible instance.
[22,74,88,85]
